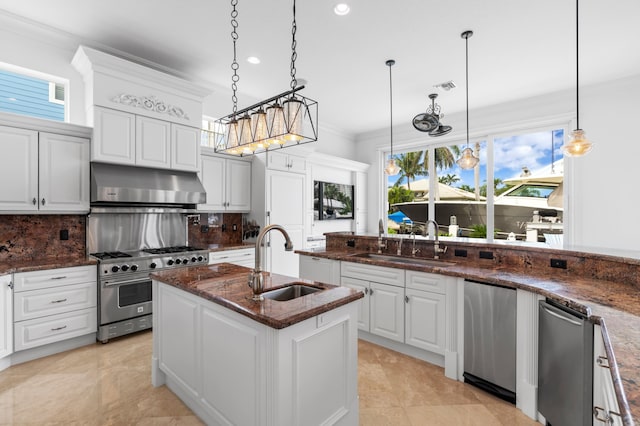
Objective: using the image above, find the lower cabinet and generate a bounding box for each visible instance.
[298,256,340,285]
[12,266,97,351]
[593,324,623,425]
[208,248,255,268]
[405,288,446,354]
[0,274,12,361]
[153,281,359,426]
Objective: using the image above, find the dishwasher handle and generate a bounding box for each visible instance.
[541,304,583,326]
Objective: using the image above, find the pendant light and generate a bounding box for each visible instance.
[384,59,400,176]
[562,0,593,156]
[457,30,479,170]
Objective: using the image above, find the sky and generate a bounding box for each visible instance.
[388,128,564,190]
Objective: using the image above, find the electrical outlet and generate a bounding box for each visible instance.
[59,229,69,240]
[232,224,238,231]
[454,249,467,257]
[221,224,226,232]
[479,251,494,259]
[200,225,209,233]
[347,239,356,247]
[550,258,567,269]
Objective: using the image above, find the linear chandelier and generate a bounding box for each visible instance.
[213,0,318,156]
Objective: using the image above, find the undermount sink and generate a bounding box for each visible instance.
[351,252,456,267]
[261,284,323,301]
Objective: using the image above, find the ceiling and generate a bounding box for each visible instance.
[1,0,639,136]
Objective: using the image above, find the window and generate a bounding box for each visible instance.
[0,67,66,122]
[387,126,565,246]
[201,116,225,148]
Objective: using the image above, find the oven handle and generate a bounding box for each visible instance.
[102,277,151,287]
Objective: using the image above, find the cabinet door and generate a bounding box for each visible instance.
[0,275,12,360]
[0,126,38,211]
[341,276,369,331]
[299,256,340,285]
[286,153,306,173]
[369,282,404,342]
[38,132,90,212]
[93,107,135,164]
[405,288,445,354]
[225,159,251,211]
[136,115,171,169]
[171,124,200,172]
[198,155,225,211]
[267,152,306,173]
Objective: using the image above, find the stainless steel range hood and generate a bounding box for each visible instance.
[91,162,206,211]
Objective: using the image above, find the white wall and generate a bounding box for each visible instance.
[355,74,640,257]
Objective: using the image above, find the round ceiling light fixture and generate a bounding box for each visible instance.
[334,3,350,16]
[247,56,261,64]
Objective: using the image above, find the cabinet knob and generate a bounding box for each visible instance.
[32,197,37,205]
[369,288,373,296]
[405,295,409,303]
[7,281,13,289]
[41,198,46,206]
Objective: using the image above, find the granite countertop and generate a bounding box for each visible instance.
[0,256,97,275]
[150,263,363,329]
[297,249,639,426]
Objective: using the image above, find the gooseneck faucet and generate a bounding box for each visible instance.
[377,219,387,254]
[423,219,447,259]
[248,224,293,300]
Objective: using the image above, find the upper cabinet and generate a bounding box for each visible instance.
[267,151,306,173]
[93,107,200,172]
[72,46,210,172]
[0,124,90,213]
[198,153,251,212]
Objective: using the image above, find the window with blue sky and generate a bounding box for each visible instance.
[0,68,65,122]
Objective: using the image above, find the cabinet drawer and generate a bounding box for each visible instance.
[14,282,97,322]
[406,270,448,294]
[208,248,255,266]
[14,307,97,351]
[13,265,96,292]
[341,261,404,287]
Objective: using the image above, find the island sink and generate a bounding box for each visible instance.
[261,284,323,301]
[351,252,456,267]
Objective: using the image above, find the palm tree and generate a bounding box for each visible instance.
[393,151,426,190]
[438,173,460,186]
[425,146,460,200]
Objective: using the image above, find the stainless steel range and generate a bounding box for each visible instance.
[87,161,209,343]
[91,246,208,343]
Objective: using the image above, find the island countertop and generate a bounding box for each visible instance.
[150,263,363,329]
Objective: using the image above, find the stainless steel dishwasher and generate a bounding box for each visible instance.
[538,299,593,426]
[464,280,517,404]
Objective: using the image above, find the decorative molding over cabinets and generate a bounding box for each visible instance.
[111,94,190,120]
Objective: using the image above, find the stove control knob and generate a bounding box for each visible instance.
[130,264,138,272]
[121,264,130,272]
[183,258,189,264]
[175,259,181,265]
[191,257,197,263]
[111,265,120,273]
[197,256,204,262]
[150,262,157,269]
[167,260,174,266]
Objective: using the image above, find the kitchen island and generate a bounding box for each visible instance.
[150,263,363,426]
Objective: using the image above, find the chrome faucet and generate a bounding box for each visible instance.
[377,219,387,254]
[410,232,420,257]
[423,219,447,259]
[248,224,293,300]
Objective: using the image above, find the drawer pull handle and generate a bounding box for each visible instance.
[596,355,610,368]
[50,276,67,280]
[50,298,68,304]
[51,325,67,331]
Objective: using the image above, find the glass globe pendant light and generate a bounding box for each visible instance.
[562,0,593,156]
[456,30,479,170]
[384,59,400,176]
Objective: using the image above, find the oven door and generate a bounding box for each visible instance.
[100,273,153,326]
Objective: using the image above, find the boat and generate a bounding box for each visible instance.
[392,161,563,239]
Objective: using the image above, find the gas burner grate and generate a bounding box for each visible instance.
[91,251,133,260]
[142,246,204,255]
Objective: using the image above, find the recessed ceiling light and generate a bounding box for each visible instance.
[247,56,261,64]
[434,80,456,91]
[334,3,350,16]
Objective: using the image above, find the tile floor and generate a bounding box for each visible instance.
[0,331,539,425]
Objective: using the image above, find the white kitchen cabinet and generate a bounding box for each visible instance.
[404,270,447,354]
[267,151,306,173]
[92,106,136,164]
[135,115,171,168]
[208,248,255,267]
[13,266,97,351]
[153,280,359,426]
[0,126,89,212]
[93,106,200,171]
[0,274,12,362]
[593,324,623,425]
[341,276,370,331]
[298,255,340,285]
[198,154,251,212]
